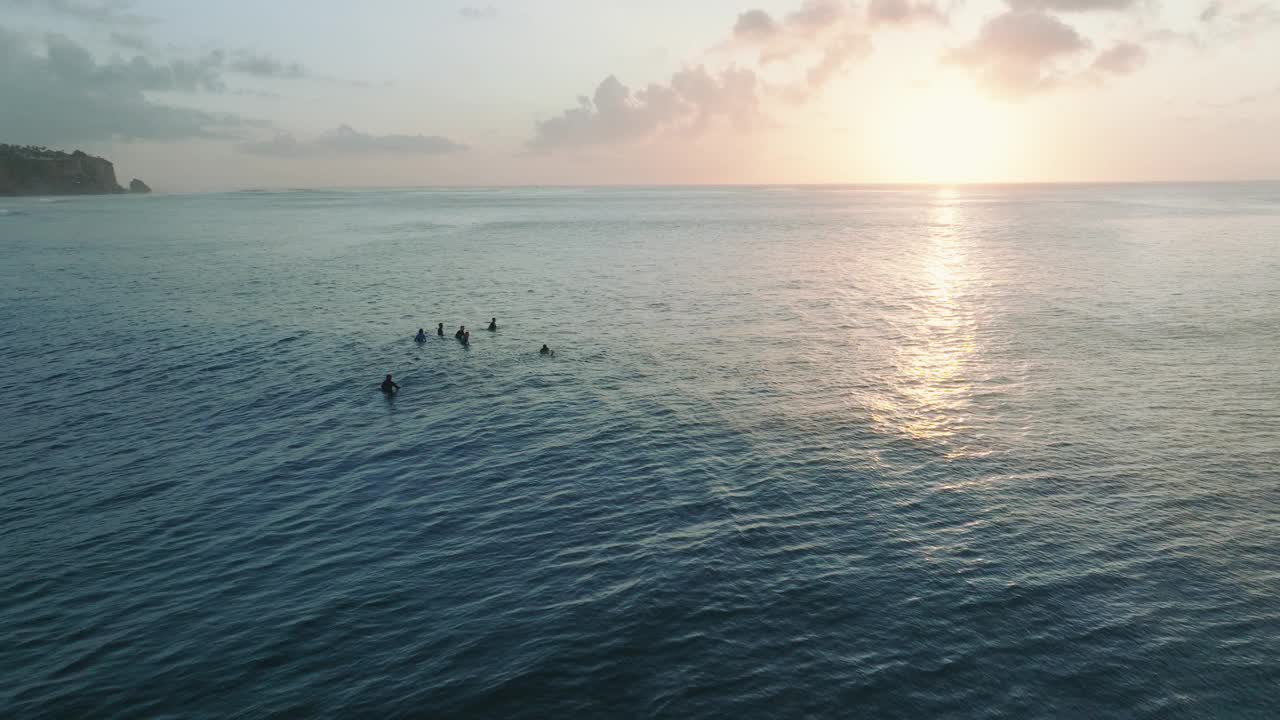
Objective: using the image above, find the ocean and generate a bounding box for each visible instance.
[1,185,1277,718]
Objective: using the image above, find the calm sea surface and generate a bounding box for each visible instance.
[1,185,1278,718]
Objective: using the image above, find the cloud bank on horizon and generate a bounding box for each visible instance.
[0,0,1277,185]
[239,125,467,157]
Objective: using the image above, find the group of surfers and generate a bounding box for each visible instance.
[413,318,501,346]
[383,317,554,394]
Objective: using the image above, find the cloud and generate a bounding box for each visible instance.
[89,48,228,93]
[1005,0,1137,12]
[0,26,251,145]
[0,0,150,26]
[1144,27,1202,50]
[530,1,876,150]
[528,66,763,151]
[109,30,149,50]
[1196,0,1280,28]
[33,33,227,94]
[787,0,848,31]
[787,32,873,101]
[1230,2,1280,28]
[238,124,467,157]
[1180,2,1280,48]
[1091,41,1146,74]
[946,10,1089,97]
[733,9,779,41]
[232,88,283,99]
[37,31,225,94]
[12,0,316,83]
[229,52,307,79]
[867,0,946,26]
[459,5,497,20]
[731,0,858,63]
[672,66,764,133]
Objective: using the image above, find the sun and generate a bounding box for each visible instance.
[885,81,1013,185]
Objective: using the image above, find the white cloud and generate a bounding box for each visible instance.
[531,1,877,149]
[867,0,946,27]
[1091,42,1146,74]
[1005,0,1137,12]
[946,10,1090,97]
[528,68,761,150]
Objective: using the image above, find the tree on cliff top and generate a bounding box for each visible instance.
[0,144,73,160]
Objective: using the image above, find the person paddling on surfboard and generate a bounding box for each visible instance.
[381,374,400,394]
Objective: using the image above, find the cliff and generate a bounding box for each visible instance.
[0,145,149,196]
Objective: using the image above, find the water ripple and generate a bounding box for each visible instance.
[1,186,1278,718]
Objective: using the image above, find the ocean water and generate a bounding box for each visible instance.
[1,185,1277,718]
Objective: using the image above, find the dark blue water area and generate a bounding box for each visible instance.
[1,186,1278,718]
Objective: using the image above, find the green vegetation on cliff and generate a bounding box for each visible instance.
[0,145,151,196]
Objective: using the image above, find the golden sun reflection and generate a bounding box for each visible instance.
[876,189,984,458]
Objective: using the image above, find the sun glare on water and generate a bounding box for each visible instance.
[886,82,1012,185]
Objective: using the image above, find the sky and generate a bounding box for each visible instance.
[0,0,1277,189]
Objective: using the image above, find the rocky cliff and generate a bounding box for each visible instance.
[0,145,149,196]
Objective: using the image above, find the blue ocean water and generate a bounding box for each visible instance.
[1,185,1277,718]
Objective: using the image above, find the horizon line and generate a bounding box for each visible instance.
[150,178,1280,195]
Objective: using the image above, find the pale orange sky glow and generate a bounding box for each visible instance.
[2,0,1277,188]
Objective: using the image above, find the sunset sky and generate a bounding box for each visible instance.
[1,0,1277,189]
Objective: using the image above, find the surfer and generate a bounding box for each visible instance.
[380,374,400,394]
[487,318,497,331]
[437,323,444,337]
[539,344,553,356]
[414,328,427,342]
[462,331,471,347]
[455,325,466,340]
